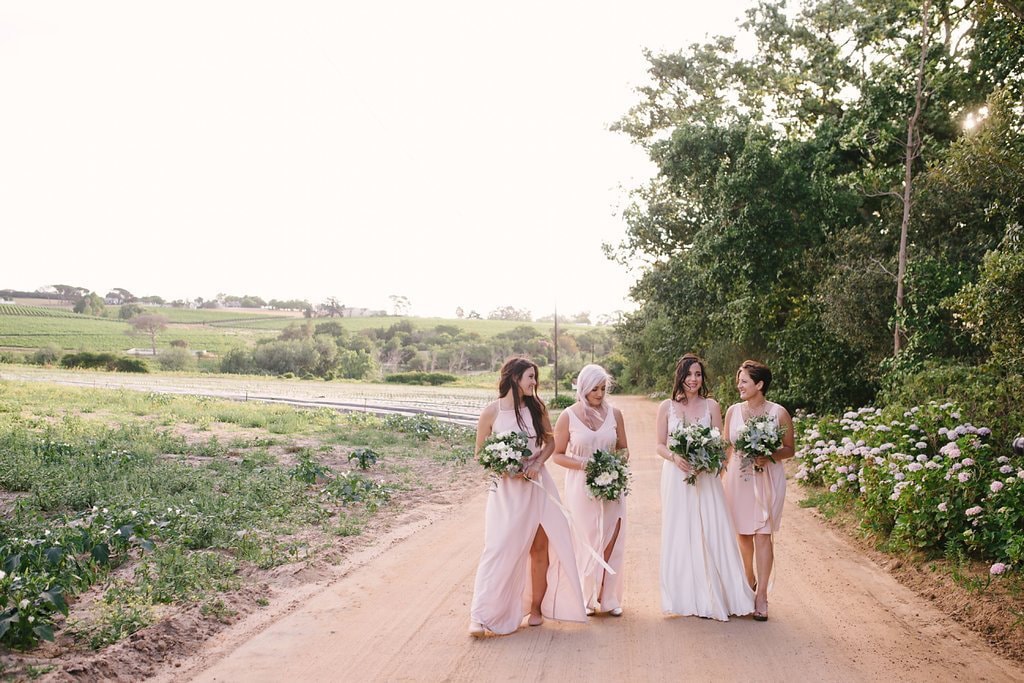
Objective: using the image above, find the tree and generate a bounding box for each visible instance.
[455,306,465,319]
[119,303,145,319]
[107,288,137,304]
[73,292,105,316]
[269,298,312,311]
[607,0,1024,409]
[570,311,592,324]
[487,305,532,321]
[127,314,169,354]
[389,294,411,316]
[321,297,346,318]
[53,284,89,302]
[894,0,933,355]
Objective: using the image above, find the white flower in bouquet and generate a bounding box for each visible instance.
[585,448,630,501]
[478,430,531,476]
[733,414,785,472]
[668,423,726,485]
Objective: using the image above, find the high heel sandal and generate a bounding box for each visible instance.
[528,613,544,626]
[753,596,768,622]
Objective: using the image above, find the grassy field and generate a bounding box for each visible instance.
[0,311,269,355]
[0,303,593,355]
[0,379,479,666]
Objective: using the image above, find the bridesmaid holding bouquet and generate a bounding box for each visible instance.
[552,364,629,617]
[722,359,795,622]
[468,357,587,636]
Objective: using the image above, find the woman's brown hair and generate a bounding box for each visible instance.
[672,353,710,402]
[737,359,772,394]
[498,356,551,448]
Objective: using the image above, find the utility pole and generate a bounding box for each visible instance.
[553,305,558,400]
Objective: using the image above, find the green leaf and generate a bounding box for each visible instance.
[3,553,21,574]
[0,611,14,640]
[91,542,110,565]
[45,546,64,565]
[33,623,55,641]
[41,588,68,615]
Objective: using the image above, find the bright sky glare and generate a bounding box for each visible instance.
[0,1,754,318]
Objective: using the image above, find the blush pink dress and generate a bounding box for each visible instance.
[722,402,787,535]
[469,404,587,634]
[661,400,754,620]
[562,405,626,613]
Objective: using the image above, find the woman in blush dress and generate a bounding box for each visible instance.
[722,359,795,622]
[656,353,754,621]
[468,356,587,636]
[552,364,629,617]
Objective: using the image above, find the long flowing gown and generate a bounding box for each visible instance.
[722,402,787,535]
[469,405,587,634]
[661,400,754,620]
[562,406,626,613]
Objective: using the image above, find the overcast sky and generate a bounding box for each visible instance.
[0,1,754,318]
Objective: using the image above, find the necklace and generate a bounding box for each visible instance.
[742,400,771,421]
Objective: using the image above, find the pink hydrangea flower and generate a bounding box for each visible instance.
[990,563,1007,575]
[966,506,982,516]
[937,502,948,512]
[990,481,1004,493]
[958,471,972,483]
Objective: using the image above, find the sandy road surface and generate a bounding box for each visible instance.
[154,396,1022,682]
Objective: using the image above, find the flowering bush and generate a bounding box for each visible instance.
[795,401,1023,573]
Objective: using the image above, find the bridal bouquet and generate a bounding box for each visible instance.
[478,431,531,476]
[668,423,726,485]
[733,414,784,472]
[585,448,631,501]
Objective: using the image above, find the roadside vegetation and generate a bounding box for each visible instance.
[0,380,476,659]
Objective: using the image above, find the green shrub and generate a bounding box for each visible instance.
[323,472,392,510]
[112,358,148,373]
[219,348,256,374]
[60,353,148,373]
[31,344,63,366]
[383,371,457,386]
[288,450,330,484]
[157,347,196,372]
[547,394,575,410]
[879,360,1024,449]
[347,448,379,470]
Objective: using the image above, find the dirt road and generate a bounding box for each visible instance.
[155,397,1023,682]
